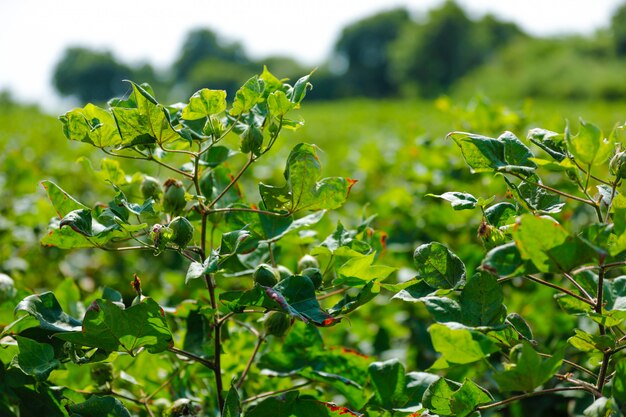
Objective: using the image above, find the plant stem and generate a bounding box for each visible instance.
[524,275,595,306]
[200,208,224,410]
[562,272,595,302]
[475,387,592,411]
[597,351,611,392]
[241,381,311,404]
[208,207,287,217]
[236,336,265,389]
[207,153,254,209]
[510,174,595,206]
[537,353,597,379]
[317,288,348,300]
[167,346,214,370]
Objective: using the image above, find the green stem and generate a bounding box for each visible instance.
[475,387,592,411]
[510,174,595,207]
[596,262,611,393]
[241,381,312,404]
[236,336,265,389]
[597,351,611,393]
[524,275,595,306]
[537,353,597,379]
[208,207,287,217]
[200,210,224,410]
[207,153,254,209]
[167,346,214,370]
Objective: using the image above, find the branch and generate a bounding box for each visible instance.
[167,346,215,370]
[241,381,311,404]
[476,387,593,411]
[538,353,597,379]
[207,153,254,209]
[509,173,595,207]
[524,275,595,306]
[236,336,265,389]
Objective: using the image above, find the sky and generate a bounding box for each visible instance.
[0,0,624,110]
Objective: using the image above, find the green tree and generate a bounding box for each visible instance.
[390,1,523,97]
[52,47,134,102]
[334,8,410,97]
[611,2,626,56]
[173,28,248,81]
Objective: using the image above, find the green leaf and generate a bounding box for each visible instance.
[422,378,456,416]
[186,230,256,282]
[41,180,89,218]
[424,378,492,417]
[449,131,536,175]
[404,372,439,408]
[68,396,132,417]
[481,241,535,278]
[260,143,355,213]
[15,336,59,381]
[260,66,283,94]
[429,323,499,367]
[182,89,227,120]
[223,385,241,417]
[288,72,313,104]
[368,359,407,410]
[230,76,263,116]
[60,209,94,236]
[111,81,181,147]
[485,203,517,227]
[504,175,564,214]
[43,214,146,250]
[450,379,493,417]
[566,119,613,166]
[59,103,122,148]
[527,128,566,161]
[12,292,82,333]
[582,397,621,417]
[512,214,596,272]
[460,272,506,327]
[506,313,534,342]
[413,242,466,290]
[273,276,337,326]
[267,90,295,116]
[329,280,380,316]
[334,253,395,286]
[613,360,626,403]
[56,298,172,355]
[221,277,337,326]
[494,342,562,392]
[426,192,478,210]
[568,329,615,352]
[244,391,299,417]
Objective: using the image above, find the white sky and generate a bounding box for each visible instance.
[0,0,623,110]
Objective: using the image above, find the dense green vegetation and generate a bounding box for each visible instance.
[2,63,626,417]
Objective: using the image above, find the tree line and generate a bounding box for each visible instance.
[52,0,626,103]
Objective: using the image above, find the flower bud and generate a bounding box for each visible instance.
[169,217,194,249]
[90,362,114,386]
[610,149,626,180]
[301,267,323,289]
[253,264,279,287]
[140,176,161,200]
[263,311,292,337]
[163,178,186,214]
[297,254,319,272]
